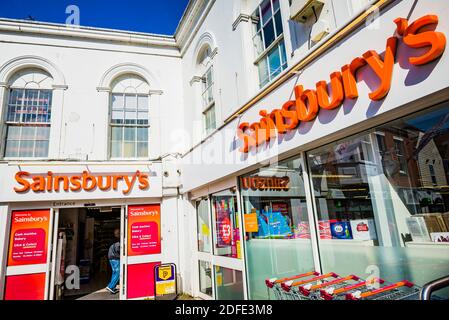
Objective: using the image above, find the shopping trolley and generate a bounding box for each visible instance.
[346,280,421,300]
[281,272,340,300]
[265,271,320,300]
[320,277,385,300]
[297,274,362,300]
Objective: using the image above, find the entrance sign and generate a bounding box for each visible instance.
[154,264,177,300]
[8,210,50,267]
[128,204,161,256]
[237,15,447,153]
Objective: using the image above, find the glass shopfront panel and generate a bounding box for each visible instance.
[240,157,315,299]
[211,190,241,259]
[199,260,213,297]
[308,103,449,299]
[214,266,245,300]
[197,199,212,253]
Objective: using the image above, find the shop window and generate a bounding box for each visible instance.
[308,102,449,298]
[196,198,212,253]
[198,260,213,297]
[240,157,315,299]
[214,266,245,300]
[3,69,53,158]
[211,190,241,259]
[109,74,150,159]
[252,0,287,88]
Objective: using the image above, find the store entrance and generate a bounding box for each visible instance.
[54,207,121,300]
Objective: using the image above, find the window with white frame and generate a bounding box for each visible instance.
[252,0,287,88]
[109,74,150,159]
[197,45,217,136]
[3,68,53,158]
[202,66,216,135]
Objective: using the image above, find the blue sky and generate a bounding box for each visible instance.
[0,0,190,35]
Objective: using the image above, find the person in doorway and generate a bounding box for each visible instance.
[106,229,121,294]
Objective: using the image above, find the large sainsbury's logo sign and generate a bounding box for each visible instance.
[237,15,447,153]
[14,171,150,195]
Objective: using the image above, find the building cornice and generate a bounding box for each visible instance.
[175,0,216,57]
[0,18,178,48]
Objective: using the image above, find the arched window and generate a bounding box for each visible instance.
[4,68,53,158]
[197,44,216,136]
[109,74,150,159]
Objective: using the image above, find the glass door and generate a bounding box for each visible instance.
[210,189,245,300]
[194,188,246,300]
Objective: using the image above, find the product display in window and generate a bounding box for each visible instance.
[308,102,449,299]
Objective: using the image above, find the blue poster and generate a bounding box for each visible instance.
[255,210,292,239]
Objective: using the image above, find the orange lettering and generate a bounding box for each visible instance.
[123,173,137,195]
[270,109,288,134]
[281,100,299,130]
[341,57,366,99]
[138,172,150,190]
[82,171,97,191]
[98,175,112,191]
[295,85,319,121]
[259,110,277,142]
[14,171,31,193]
[397,15,447,66]
[316,72,345,110]
[70,176,82,191]
[54,176,69,192]
[112,175,123,190]
[362,37,398,100]
[237,122,255,153]
[31,176,46,192]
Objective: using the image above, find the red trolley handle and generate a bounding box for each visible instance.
[346,280,414,300]
[282,272,339,292]
[320,277,385,300]
[265,271,320,288]
[299,275,360,297]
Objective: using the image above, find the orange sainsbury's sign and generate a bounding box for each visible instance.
[237,15,447,153]
[14,170,150,195]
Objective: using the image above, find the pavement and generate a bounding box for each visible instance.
[77,288,120,300]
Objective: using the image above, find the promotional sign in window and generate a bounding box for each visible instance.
[8,210,50,267]
[127,204,161,256]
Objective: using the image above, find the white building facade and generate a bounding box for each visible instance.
[1,0,449,300]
